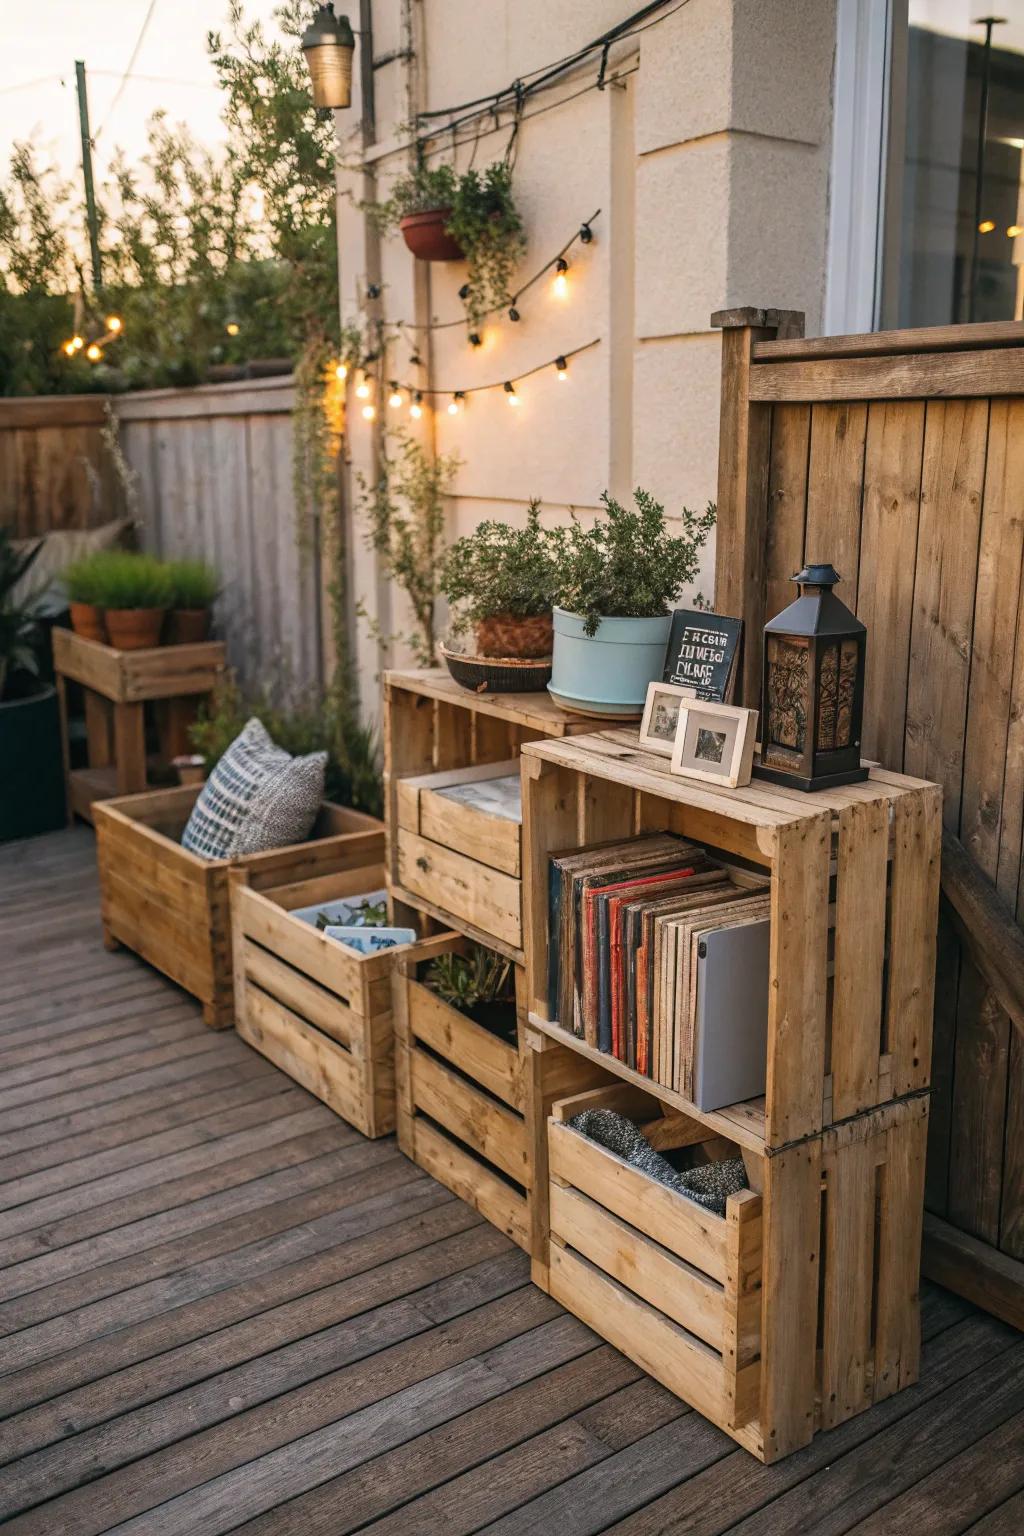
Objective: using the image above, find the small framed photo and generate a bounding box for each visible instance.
[639,681,697,756]
[670,701,759,788]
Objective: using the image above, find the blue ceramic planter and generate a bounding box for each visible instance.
[548,607,672,717]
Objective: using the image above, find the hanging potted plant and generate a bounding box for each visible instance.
[165,558,220,644]
[0,529,65,841]
[88,551,173,650]
[63,552,109,642]
[372,162,526,328]
[440,499,557,661]
[548,490,716,717]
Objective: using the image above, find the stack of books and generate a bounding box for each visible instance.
[548,834,770,1110]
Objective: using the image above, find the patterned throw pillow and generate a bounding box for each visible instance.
[181,717,327,861]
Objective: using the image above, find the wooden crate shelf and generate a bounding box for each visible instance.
[94,785,384,1029]
[231,865,450,1138]
[545,1075,929,1462]
[53,627,226,823]
[522,729,942,1149]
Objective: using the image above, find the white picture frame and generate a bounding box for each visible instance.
[638,680,697,757]
[669,701,759,788]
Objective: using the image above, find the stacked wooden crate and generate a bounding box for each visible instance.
[385,668,603,1248]
[520,729,941,1462]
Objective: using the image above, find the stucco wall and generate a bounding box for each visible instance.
[335,0,836,711]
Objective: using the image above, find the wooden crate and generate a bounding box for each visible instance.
[395,758,523,955]
[231,863,445,1138]
[94,784,384,1029]
[52,627,225,823]
[545,1078,929,1462]
[522,730,942,1148]
[392,937,606,1251]
[384,669,594,955]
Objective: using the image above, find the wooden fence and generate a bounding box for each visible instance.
[0,377,322,693]
[714,307,1024,1325]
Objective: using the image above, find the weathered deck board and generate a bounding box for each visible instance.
[0,827,1021,1535]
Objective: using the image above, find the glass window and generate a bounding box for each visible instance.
[893,2,1024,325]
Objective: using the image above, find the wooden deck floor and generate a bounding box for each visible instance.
[1,828,1024,1535]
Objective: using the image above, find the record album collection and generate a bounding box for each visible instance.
[548,833,771,1106]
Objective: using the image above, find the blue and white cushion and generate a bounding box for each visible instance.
[181,717,327,860]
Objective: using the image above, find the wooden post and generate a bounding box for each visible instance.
[711,307,804,708]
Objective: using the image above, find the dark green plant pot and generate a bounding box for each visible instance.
[0,684,66,842]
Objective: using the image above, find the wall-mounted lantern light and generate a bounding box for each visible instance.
[301,5,356,110]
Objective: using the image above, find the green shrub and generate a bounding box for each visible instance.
[425,945,513,1014]
[189,673,383,819]
[77,551,174,611]
[63,551,109,606]
[551,489,716,637]
[166,558,219,609]
[440,499,557,634]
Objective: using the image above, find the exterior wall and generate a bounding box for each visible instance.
[335,0,837,714]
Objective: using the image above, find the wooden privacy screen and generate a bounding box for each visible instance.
[0,395,121,536]
[713,308,1024,1320]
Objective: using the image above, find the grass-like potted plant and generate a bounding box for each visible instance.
[373,162,526,328]
[63,552,109,642]
[440,499,557,661]
[0,528,65,841]
[548,489,716,717]
[165,558,219,644]
[89,551,173,650]
[425,943,517,1044]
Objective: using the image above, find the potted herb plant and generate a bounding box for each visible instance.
[165,558,219,644]
[0,528,65,841]
[63,552,109,642]
[89,551,173,650]
[373,162,526,329]
[548,489,716,717]
[425,944,517,1044]
[440,499,557,659]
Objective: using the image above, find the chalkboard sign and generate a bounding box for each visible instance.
[663,611,743,702]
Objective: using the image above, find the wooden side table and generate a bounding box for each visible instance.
[52,628,226,824]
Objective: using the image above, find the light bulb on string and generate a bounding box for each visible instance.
[225,321,240,336]
[387,382,403,409]
[504,381,520,407]
[361,402,376,421]
[508,306,520,323]
[86,343,102,362]
[579,222,593,244]
[410,391,424,420]
[105,315,123,334]
[447,391,465,416]
[71,335,84,352]
[468,331,483,348]
[552,257,569,297]
[355,372,371,399]
[62,339,77,357]
[555,355,568,381]
[335,361,348,382]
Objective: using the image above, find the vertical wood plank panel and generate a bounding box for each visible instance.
[947,960,1010,1245]
[830,799,889,1119]
[856,400,925,768]
[999,1035,1024,1260]
[764,403,810,624]
[803,402,868,590]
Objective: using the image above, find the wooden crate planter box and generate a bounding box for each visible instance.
[394,934,531,1247]
[546,1080,929,1462]
[395,759,523,958]
[94,784,384,1029]
[522,730,942,1148]
[231,862,422,1138]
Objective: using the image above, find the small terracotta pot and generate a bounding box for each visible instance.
[105,608,166,651]
[399,208,464,262]
[166,608,210,645]
[69,602,107,643]
[475,612,554,660]
[172,754,207,786]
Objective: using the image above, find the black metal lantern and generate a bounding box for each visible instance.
[301,4,356,110]
[756,563,867,792]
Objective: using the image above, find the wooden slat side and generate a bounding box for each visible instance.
[831,798,889,1119]
[759,1138,821,1459]
[396,830,522,950]
[419,778,522,879]
[874,1100,929,1400]
[764,403,810,626]
[407,979,522,1111]
[887,786,943,1097]
[751,320,1024,361]
[748,347,1024,401]
[234,888,374,1012]
[723,1187,763,1429]
[522,756,583,1018]
[411,1117,529,1249]
[236,983,367,1132]
[819,1128,875,1428]
[410,1050,529,1187]
[240,941,357,1052]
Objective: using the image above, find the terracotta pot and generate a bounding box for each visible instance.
[475,612,554,660]
[172,754,207,786]
[399,208,464,262]
[105,608,167,651]
[69,602,107,643]
[166,608,210,645]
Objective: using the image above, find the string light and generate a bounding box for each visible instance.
[387,382,403,408]
[355,372,371,399]
[555,355,568,381]
[71,335,84,352]
[62,339,76,357]
[508,306,520,323]
[504,380,520,407]
[106,315,123,333]
[978,219,996,234]
[225,321,240,336]
[468,332,482,348]
[86,343,102,362]
[361,402,376,421]
[335,361,348,381]
[579,222,593,243]
[458,283,470,300]
[1009,224,1023,238]
[447,391,465,415]
[553,257,569,297]
[366,282,381,300]
[410,391,424,419]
